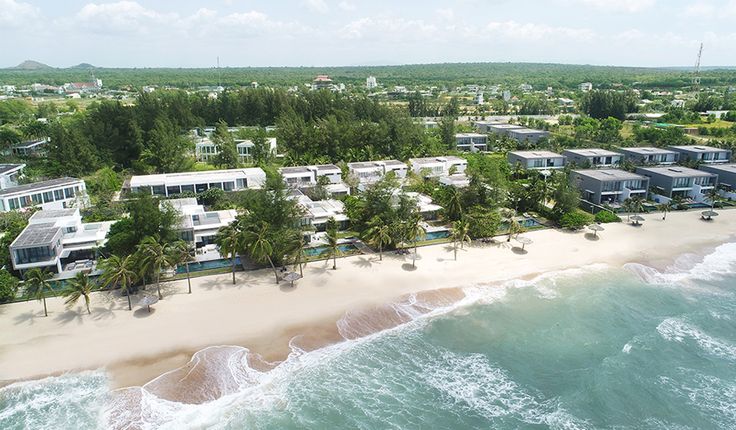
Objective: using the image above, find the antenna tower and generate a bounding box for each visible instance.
[692,43,703,92]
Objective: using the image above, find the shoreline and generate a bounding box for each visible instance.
[1,210,735,394]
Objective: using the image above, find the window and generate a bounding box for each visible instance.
[236,178,246,189]
[8,198,19,210]
[152,185,166,196]
[196,183,208,193]
[54,189,64,200]
[64,187,75,198]
[66,226,77,233]
[32,194,43,204]
[20,196,32,208]
[43,191,54,203]
[209,182,223,190]
[223,181,234,191]
[181,184,195,193]
[167,186,181,196]
[673,177,692,188]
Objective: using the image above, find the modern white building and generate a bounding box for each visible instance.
[618,147,679,165]
[439,173,470,188]
[400,192,443,220]
[290,189,349,231]
[562,149,623,168]
[580,82,593,92]
[366,76,378,89]
[409,156,467,177]
[455,133,488,152]
[195,137,277,163]
[0,164,25,190]
[508,151,566,170]
[9,208,114,276]
[279,164,349,196]
[668,145,732,164]
[166,198,238,249]
[124,168,266,197]
[12,139,49,157]
[0,177,87,212]
[347,160,409,189]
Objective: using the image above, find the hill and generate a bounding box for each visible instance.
[68,63,96,70]
[9,60,53,70]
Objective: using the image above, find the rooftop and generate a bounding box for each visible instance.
[637,166,716,178]
[381,159,407,167]
[669,145,729,153]
[565,148,621,157]
[11,222,60,248]
[455,133,486,138]
[699,163,736,174]
[510,128,548,134]
[129,168,265,187]
[348,162,382,170]
[0,164,24,175]
[510,150,564,158]
[0,177,83,197]
[13,139,47,149]
[488,124,524,129]
[619,146,678,155]
[315,164,340,172]
[574,169,647,181]
[29,209,78,220]
[280,166,312,175]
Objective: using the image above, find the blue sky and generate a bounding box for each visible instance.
[1,0,735,68]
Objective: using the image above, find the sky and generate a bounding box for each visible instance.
[1,0,735,68]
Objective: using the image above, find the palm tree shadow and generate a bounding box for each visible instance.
[91,304,116,320]
[13,310,38,325]
[351,257,373,268]
[54,309,84,325]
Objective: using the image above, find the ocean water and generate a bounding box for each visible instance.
[2,243,736,430]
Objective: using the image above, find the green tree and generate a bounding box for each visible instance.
[137,236,173,300]
[325,217,340,270]
[99,254,138,311]
[62,272,94,314]
[364,216,392,261]
[169,240,195,294]
[451,220,471,261]
[140,117,194,173]
[657,201,672,220]
[213,120,238,169]
[24,268,54,317]
[215,224,241,285]
[0,269,20,304]
[406,215,427,268]
[445,186,463,221]
[243,221,280,283]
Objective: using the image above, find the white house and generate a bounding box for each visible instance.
[166,198,238,249]
[9,208,114,276]
[125,168,266,197]
[289,190,349,231]
[347,159,409,189]
[0,177,87,212]
[455,133,488,152]
[195,137,277,163]
[0,164,25,190]
[579,82,593,92]
[409,156,467,177]
[366,76,378,89]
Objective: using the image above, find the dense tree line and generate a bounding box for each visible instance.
[580,90,638,120]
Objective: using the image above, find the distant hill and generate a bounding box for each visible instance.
[68,63,96,70]
[9,60,53,70]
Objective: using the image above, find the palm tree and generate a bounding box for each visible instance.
[451,220,471,261]
[99,254,137,311]
[656,201,672,220]
[137,236,172,300]
[287,235,307,277]
[445,187,463,221]
[364,216,392,261]
[169,240,194,294]
[406,215,427,268]
[325,217,340,270]
[24,268,53,317]
[243,222,280,283]
[62,272,94,314]
[706,188,724,210]
[501,209,519,242]
[215,224,241,285]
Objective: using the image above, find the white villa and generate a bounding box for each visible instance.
[455,133,488,153]
[9,208,114,276]
[290,189,349,231]
[408,156,467,177]
[0,177,88,212]
[279,164,350,196]
[124,168,266,197]
[0,164,25,190]
[195,137,278,163]
[347,159,408,189]
[166,198,238,249]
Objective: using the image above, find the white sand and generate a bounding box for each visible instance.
[1,210,734,388]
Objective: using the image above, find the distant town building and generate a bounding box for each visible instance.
[579,82,593,92]
[502,90,512,102]
[518,83,533,92]
[312,75,333,91]
[474,92,484,105]
[366,76,377,89]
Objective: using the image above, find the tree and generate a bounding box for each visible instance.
[105,193,180,257]
[140,117,194,173]
[445,186,463,221]
[24,268,54,317]
[364,216,392,261]
[62,272,94,314]
[99,255,138,311]
[137,236,174,300]
[325,217,340,270]
[213,120,238,169]
[169,240,194,294]
[560,210,594,230]
[0,269,20,304]
[287,235,308,277]
[465,206,501,239]
[657,201,672,220]
[438,115,455,149]
[215,224,241,285]
[406,215,427,268]
[451,220,471,261]
[243,221,280,283]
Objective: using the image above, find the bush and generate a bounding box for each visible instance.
[559,210,594,230]
[0,269,19,303]
[594,210,621,223]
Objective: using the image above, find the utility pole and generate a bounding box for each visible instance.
[692,43,703,92]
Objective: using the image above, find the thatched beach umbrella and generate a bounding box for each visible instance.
[630,215,645,226]
[282,271,301,288]
[588,224,605,238]
[138,294,159,313]
[701,210,719,221]
[516,236,533,251]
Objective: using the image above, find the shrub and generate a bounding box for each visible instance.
[594,210,621,223]
[560,210,594,230]
[0,269,19,303]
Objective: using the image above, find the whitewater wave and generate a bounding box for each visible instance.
[660,370,736,428]
[657,317,736,361]
[625,241,736,286]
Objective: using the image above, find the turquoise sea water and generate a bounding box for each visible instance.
[2,243,736,429]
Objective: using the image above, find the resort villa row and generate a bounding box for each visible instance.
[475,121,550,143]
[636,166,718,203]
[278,164,350,196]
[123,168,267,197]
[9,208,114,277]
[668,145,732,164]
[618,147,679,165]
[507,151,566,170]
[347,160,408,190]
[562,149,623,168]
[0,177,88,213]
[571,169,649,205]
[454,133,488,153]
[194,137,278,163]
[408,156,467,177]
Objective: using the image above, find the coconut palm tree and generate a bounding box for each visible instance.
[169,240,194,294]
[445,187,463,221]
[325,217,340,270]
[243,222,280,283]
[406,215,427,268]
[137,236,172,300]
[215,224,242,285]
[286,235,307,277]
[451,220,471,261]
[99,255,137,311]
[62,272,94,314]
[706,188,724,210]
[364,216,392,261]
[24,268,53,317]
[656,201,673,220]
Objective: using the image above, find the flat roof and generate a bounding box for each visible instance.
[488,124,524,129]
[29,209,78,220]
[564,148,621,157]
[410,157,445,165]
[574,169,647,181]
[0,177,83,197]
[11,223,61,248]
[129,168,265,187]
[13,139,47,149]
[280,166,312,174]
[0,164,24,175]
[619,147,678,155]
[315,164,340,171]
[637,166,716,178]
[699,163,736,174]
[510,150,564,158]
[669,145,729,153]
[455,133,486,138]
[381,159,407,167]
[509,128,548,134]
[348,162,381,170]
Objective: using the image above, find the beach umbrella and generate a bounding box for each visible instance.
[138,294,159,313]
[516,236,533,251]
[588,224,605,238]
[630,215,645,225]
[282,271,301,288]
[701,210,719,221]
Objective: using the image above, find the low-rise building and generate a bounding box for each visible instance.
[563,149,623,168]
[12,139,49,157]
[0,164,25,190]
[668,145,732,164]
[479,123,549,143]
[699,163,736,192]
[439,173,470,188]
[579,82,593,92]
[347,160,408,189]
[636,166,718,202]
[571,169,649,205]
[619,147,679,165]
[455,133,488,152]
[0,177,87,212]
[403,192,443,220]
[290,190,349,231]
[195,137,277,163]
[507,151,566,170]
[124,168,266,197]
[9,208,113,275]
[279,164,349,196]
[409,156,467,177]
[167,198,238,249]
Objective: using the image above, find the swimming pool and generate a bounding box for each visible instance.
[500,218,543,230]
[177,257,241,274]
[424,230,450,240]
[303,243,359,257]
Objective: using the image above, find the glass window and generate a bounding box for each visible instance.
[20,196,32,208]
[236,178,246,189]
[181,184,195,193]
[43,191,54,203]
[196,183,208,193]
[8,198,19,210]
[64,187,75,198]
[167,186,181,196]
[152,185,166,196]
[209,182,223,190]
[223,181,234,191]
[54,189,64,200]
[32,193,43,204]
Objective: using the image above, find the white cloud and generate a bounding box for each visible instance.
[74,1,175,34]
[340,17,438,41]
[302,0,330,14]
[338,1,356,11]
[436,8,455,20]
[485,21,594,41]
[0,0,39,26]
[573,0,656,13]
[683,0,716,17]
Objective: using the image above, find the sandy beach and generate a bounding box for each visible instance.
[1,210,735,391]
